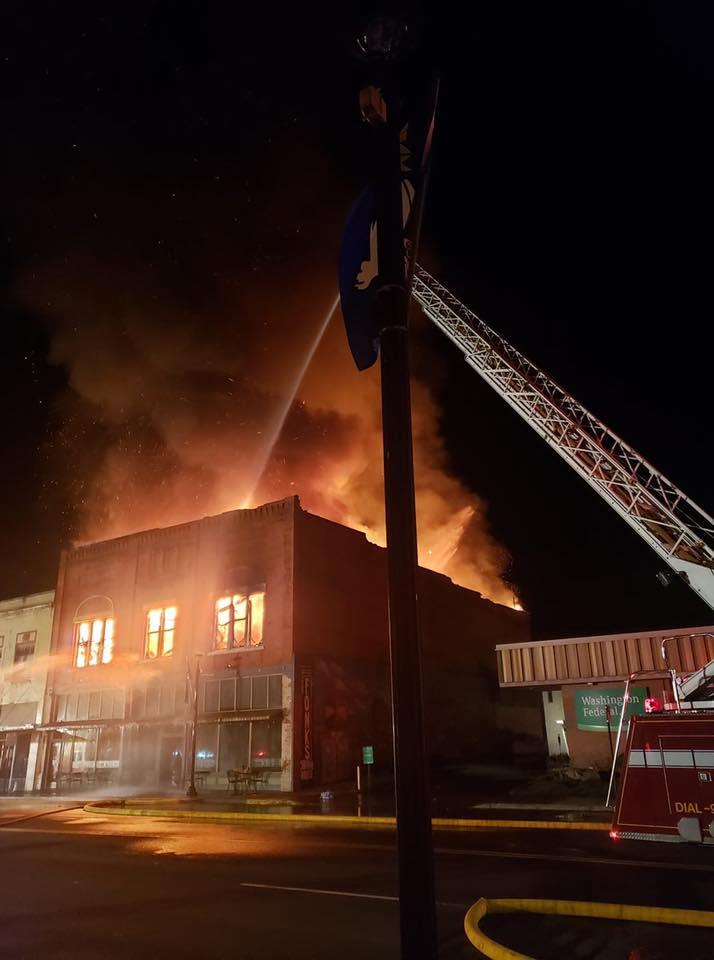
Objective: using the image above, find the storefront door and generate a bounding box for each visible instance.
[0,741,15,793]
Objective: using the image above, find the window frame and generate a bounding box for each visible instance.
[213,588,265,652]
[14,631,38,664]
[144,606,177,659]
[73,617,115,668]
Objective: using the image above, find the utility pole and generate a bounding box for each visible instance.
[186,654,203,798]
[355,18,438,960]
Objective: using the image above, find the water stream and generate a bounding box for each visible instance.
[241,292,341,507]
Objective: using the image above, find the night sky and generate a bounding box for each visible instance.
[2,2,711,638]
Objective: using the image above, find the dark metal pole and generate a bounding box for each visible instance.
[374,106,439,960]
[605,705,614,765]
[186,654,202,798]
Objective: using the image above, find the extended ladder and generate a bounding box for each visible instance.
[411,264,714,611]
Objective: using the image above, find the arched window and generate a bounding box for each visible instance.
[73,596,115,668]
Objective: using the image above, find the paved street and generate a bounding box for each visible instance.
[0,801,712,959]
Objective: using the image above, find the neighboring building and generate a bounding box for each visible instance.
[0,590,55,793]
[496,625,714,770]
[36,496,529,793]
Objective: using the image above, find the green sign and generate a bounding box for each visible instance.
[575,686,647,732]
[362,746,374,765]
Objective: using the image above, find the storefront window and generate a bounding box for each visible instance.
[97,728,121,766]
[218,722,249,772]
[196,724,218,772]
[71,728,98,768]
[250,720,282,769]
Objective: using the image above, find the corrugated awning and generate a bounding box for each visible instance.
[496,625,714,687]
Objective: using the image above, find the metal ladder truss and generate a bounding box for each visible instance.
[412,265,714,611]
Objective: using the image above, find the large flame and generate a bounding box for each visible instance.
[246,309,515,605]
[35,261,517,607]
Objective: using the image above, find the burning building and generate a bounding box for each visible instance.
[35,497,529,793]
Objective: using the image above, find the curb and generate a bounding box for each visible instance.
[464,897,714,960]
[84,803,395,827]
[83,802,608,832]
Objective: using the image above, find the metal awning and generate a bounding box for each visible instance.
[496,625,714,687]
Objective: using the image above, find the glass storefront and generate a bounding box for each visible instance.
[197,718,282,773]
[49,725,121,788]
[195,672,284,782]
[0,732,31,794]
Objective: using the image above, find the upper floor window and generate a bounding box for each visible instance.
[145,607,176,659]
[74,619,114,668]
[14,631,37,664]
[214,591,265,651]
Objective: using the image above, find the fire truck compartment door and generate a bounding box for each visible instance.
[659,734,714,826]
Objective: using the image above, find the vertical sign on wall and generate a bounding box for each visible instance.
[299,665,314,781]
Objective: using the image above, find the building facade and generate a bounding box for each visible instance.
[35,497,528,793]
[0,590,55,793]
[496,625,714,770]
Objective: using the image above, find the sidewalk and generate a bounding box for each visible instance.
[80,783,612,826]
[8,766,613,823]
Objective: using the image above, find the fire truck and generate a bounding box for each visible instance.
[608,645,714,843]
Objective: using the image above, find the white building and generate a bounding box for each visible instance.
[0,590,55,792]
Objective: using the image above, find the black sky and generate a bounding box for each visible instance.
[1,1,711,637]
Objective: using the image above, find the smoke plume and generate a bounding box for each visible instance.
[13,105,515,608]
[27,251,514,606]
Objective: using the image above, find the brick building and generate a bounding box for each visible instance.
[37,497,529,792]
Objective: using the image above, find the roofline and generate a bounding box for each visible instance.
[69,496,301,557]
[0,589,55,612]
[496,624,714,652]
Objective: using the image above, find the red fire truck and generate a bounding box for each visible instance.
[609,649,714,844]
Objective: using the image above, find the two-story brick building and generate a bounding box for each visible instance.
[36,496,529,792]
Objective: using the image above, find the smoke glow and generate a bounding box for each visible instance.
[33,261,515,606]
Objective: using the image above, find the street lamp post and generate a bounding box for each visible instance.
[186,654,203,798]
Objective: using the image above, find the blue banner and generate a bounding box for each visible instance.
[338,185,380,371]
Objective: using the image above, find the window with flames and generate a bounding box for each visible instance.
[145,607,177,659]
[74,620,114,668]
[214,591,265,651]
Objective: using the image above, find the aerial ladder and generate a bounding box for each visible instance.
[411,264,714,613]
[410,265,714,840]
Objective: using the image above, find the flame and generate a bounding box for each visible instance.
[250,333,516,605]
[39,270,519,608]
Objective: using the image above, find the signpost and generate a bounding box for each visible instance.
[362,745,374,795]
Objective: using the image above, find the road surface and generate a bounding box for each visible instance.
[0,800,712,958]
